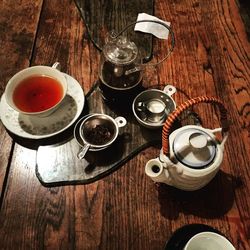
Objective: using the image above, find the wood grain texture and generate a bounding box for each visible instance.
[74,0,154,61]
[0,0,249,249]
[0,0,42,202]
[0,0,43,95]
[36,82,163,186]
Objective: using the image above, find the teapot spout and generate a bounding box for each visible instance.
[145,158,169,183]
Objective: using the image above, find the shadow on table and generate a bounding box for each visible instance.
[6,103,89,150]
[238,0,250,41]
[7,126,74,150]
[157,170,241,219]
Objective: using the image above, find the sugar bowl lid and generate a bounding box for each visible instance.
[172,127,217,169]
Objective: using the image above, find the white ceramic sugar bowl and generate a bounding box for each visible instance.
[145,96,230,191]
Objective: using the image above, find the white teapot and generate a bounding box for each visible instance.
[145,96,230,191]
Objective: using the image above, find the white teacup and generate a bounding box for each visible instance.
[5,63,67,117]
[184,232,235,250]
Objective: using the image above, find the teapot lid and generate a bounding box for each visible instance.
[103,35,138,66]
[172,128,217,169]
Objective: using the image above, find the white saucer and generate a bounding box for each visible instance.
[0,73,85,139]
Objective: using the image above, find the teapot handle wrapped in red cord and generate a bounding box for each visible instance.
[162,96,229,156]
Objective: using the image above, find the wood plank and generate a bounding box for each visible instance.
[155,0,250,248]
[0,0,95,249]
[0,0,42,196]
[0,0,249,249]
[74,0,154,61]
[238,0,250,40]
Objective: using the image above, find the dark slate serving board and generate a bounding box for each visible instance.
[74,0,154,61]
[36,82,162,186]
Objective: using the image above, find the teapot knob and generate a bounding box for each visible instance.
[189,133,208,150]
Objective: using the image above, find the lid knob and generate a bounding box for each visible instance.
[172,128,217,169]
[189,133,208,150]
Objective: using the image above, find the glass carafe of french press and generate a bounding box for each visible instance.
[98,20,175,102]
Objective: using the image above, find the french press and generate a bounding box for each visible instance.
[98,20,175,101]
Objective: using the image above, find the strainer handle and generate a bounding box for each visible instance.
[162,96,229,156]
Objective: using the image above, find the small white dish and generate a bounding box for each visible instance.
[0,73,85,139]
[184,231,235,250]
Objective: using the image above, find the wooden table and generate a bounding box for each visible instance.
[0,0,249,249]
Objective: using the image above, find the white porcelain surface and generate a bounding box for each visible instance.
[184,232,235,250]
[4,65,68,116]
[0,73,84,139]
[145,125,227,191]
